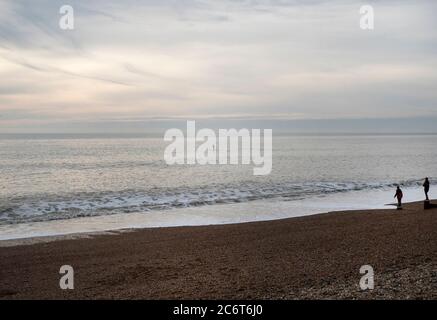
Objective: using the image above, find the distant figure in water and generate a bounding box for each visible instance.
[394,186,403,209]
[423,177,430,201]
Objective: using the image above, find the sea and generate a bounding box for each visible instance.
[0,133,435,240]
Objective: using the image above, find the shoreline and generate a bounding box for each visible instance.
[1,185,428,243]
[0,200,436,299]
[0,201,393,247]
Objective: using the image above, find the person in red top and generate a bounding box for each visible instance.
[394,186,403,209]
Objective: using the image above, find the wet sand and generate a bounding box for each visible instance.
[0,200,436,299]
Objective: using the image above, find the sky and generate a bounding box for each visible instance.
[0,0,437,133]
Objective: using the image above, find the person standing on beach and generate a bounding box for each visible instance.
[423,178,430,201]
[394,186,403,209]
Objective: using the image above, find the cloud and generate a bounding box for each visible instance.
[0,0,437,132]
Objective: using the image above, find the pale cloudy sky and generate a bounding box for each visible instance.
[0,0,437,133]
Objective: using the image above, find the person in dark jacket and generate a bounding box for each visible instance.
[423,177,430,201]
[394,186,403,209]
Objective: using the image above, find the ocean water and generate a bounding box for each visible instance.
[0,134,436,240]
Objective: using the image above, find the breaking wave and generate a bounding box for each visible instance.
[0,178,432,225]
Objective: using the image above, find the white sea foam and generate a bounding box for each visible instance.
[0,179,431,225]
[0,185,428,242]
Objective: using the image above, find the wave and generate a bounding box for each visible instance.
[0,178,433,225]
